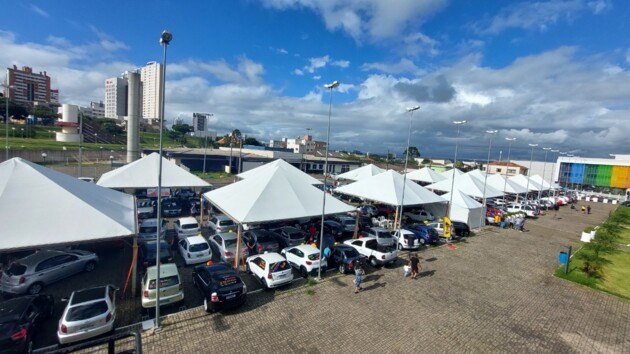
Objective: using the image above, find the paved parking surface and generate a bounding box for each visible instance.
[29,202,630,353]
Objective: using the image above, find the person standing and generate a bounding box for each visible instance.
[553,203,560,219]
[409,253,421,280]
[587,205,592,215]
[354,261,365,294]
[581,205,586,214]
[246,235,257,256]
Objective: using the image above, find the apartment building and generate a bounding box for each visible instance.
[6,65,56,106]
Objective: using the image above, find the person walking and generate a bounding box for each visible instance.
[354,260,365,294]
[553,203,560,219]
[409,253,421,280]
[587,205,592,215]
[581,205,586,214]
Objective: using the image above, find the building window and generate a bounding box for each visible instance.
[496,168,502,173]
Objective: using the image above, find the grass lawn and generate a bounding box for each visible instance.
[555,207,630,300]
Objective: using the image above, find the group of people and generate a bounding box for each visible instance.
[580,205,592,214]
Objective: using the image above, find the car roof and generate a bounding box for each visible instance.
[351,236,376,242]
[178,216,198,224]
[277,226,301,232]
[216,232,237,240]
[336,216,354,220]
[146,263,179,278]
[15,250,67,265]
[287,245,319,253]
[370,227,389,232]
[214,215,231,221]
[70,286,107,305]
[185,235,207,245]
[252,252,285,262]
[0,296,34,317]
[199,263,233,273]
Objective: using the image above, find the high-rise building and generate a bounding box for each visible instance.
[140,61,163,122]
[6,65,56,106]
[193,113,214,137]
[104,76,128,120]
[50,89,60,105]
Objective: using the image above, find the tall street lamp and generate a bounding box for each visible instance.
[538,147,552,200]
[550,149,559,197]
[502,137,516,204]
[448,120,467,217]
[94,133,98,144]
[318,80,339,280]
[202,113,214,176]
[525,143,538,201]
[3,80,15,161]
[154,29,172,330]
[480,129,497,228]
[397,105,420,233]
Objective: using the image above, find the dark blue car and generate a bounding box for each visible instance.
[404,224,441,245]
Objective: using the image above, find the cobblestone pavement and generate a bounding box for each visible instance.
[49,203,630,353]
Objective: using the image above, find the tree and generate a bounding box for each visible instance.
[243,137,261,146]
[421,158,432,165]
[96,118,124,136]
[0,97,29,120]
[454,161,465,169]
[403,146,420,159]
[171,124,193,135]
[28,105,58,119]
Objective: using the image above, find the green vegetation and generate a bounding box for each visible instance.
[583,226,595,233]
[555,206,630,299]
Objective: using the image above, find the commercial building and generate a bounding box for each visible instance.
[104,76,128,120]
[5,65,57,106]
[485,161,529,177]
[104,62,163,123]
[554,155,630,191]
[140,62,163,122]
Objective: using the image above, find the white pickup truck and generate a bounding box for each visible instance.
[344,237,398,267]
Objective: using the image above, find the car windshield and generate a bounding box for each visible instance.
[139,226,157,234]
[5,263,26,276]
[342,248,360,258]
[219,219,235,227]
[376,230,392,238]
[212,273,242,288]
[288,232,304,240]
[269,261,290,273]
[66,301,108,321]
[340,220,355,226]
[148,275,179,289]
[182,223,199,230]
[428,228,439,237]
[189,243,209,252]
[257,235,275,243]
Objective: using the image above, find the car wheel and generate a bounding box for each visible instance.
[203,297,212,313]
[262,278,269,289]
[338,264,345,274]
[28,282,43,295]
[300,266,308,278]
[419,238,426,245]
[84,261,96,272]
[370,257,378,268]
[397,243,403,250]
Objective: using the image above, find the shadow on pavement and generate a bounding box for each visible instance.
[418,270,436,278]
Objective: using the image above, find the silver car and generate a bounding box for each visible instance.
[0,250,99,296]
[57,285,117,345]
[209,232,249,264]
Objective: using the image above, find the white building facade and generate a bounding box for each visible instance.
[140,62,163,122]
[104,77,128,120]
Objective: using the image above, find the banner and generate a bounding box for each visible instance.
[444,216,452,239]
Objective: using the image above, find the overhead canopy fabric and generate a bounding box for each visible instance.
[336,164,385,181]
[334,170,446,206]
[237,159,321,185]
[440,190,484,229]
[204,165,354,224]
[529,175,557,190]
[0,158,137,251]
[405,167,446,184]
[466,169,486,181]
[97,152,210,189]
[426,173,504,199]
[509,174,543,192]
[486,174,529,194]
[440,168,464,179]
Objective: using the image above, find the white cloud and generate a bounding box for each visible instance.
[332,60,350,68]
[361,58,424,75]
[626,49,630,64]
[588,0,611,14]
[312,75,321,80]
[305,55,330,73]
[30,5,49,17]
[89,25,129,52]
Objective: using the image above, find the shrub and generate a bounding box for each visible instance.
[583,226,595,233]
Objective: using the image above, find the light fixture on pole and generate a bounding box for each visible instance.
[397,105,420,233]
[154,28,172,330]
[447,120,467,217]
[318,80,339,280]
[538,147,552,200]
[94,133,98,144]
[3,80,15,161]
[480,129,497,228]
[524,143,538,201]
[501,137,516,204]
[41,152,47,163]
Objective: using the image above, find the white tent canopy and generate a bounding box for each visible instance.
[466,169,486,181]
[509,174,543,192]
[237,159,321,185]
[336,164,385,181]
[204,164,354,224]
[529,175,557,190]
[97,152,210,189]
[486,174,529,195]
[426,173,504,199]
[0,158,137,251]
[405,167,446,184]
[441,190,485,229]
[334,170,446,206]
[440,168,464,180]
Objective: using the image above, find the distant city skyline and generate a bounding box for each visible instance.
[1,0,629,160]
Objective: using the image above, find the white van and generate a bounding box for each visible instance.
[141,263,184,308]
[507,204,536,217]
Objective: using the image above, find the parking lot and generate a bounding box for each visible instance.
[19,201,629,353]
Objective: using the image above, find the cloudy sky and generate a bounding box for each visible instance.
[2,0,628,161]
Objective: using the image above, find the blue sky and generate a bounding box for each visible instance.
[2,0,629,161]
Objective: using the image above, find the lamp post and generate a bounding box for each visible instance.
[78,113,84,177]
[11,127,15,138]
[525,143,538,202]
[447,120,467,217]
[94,133,98,144]
[109,155,114,170]
[502,137,516,204]
[154,29,172,330]
[41,152,47,164]
[318,80,339,280]
[202,113,214,176]
[3,80,14,161]
[20,128,24,138]
[480,129,497,228]
[550,149,559,197]
[538,147,552,200]
[397,105,419,233]
[99,146,104,161]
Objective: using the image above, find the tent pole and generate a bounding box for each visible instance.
[234,223,243,271]
[199,195,204,228]
[131,196,139,298]
[352,211,360,239]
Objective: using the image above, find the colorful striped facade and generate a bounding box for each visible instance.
[557,161,630,189]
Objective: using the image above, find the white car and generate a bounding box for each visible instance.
[426,222,445,237]
[403,210,435,222]
[245,252,293,289]
[57,285,117,345]
[391,229,420,250]
[208,215,236,234]
[173,217,200,238]
[141,263,184,309]
[281,245,326,278]
[177,235,212,265]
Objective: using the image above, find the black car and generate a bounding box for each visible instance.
[0,294,54,353]
[243,229,281,254]
[327,244,367,274]
[621,200,630,207]
[192,263,247,313]
[452,221,471,237]
[139,240,173,270]
[161,198,182,217]
[323,220,343,241]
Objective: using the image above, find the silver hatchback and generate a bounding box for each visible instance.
[0,250,99,296]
